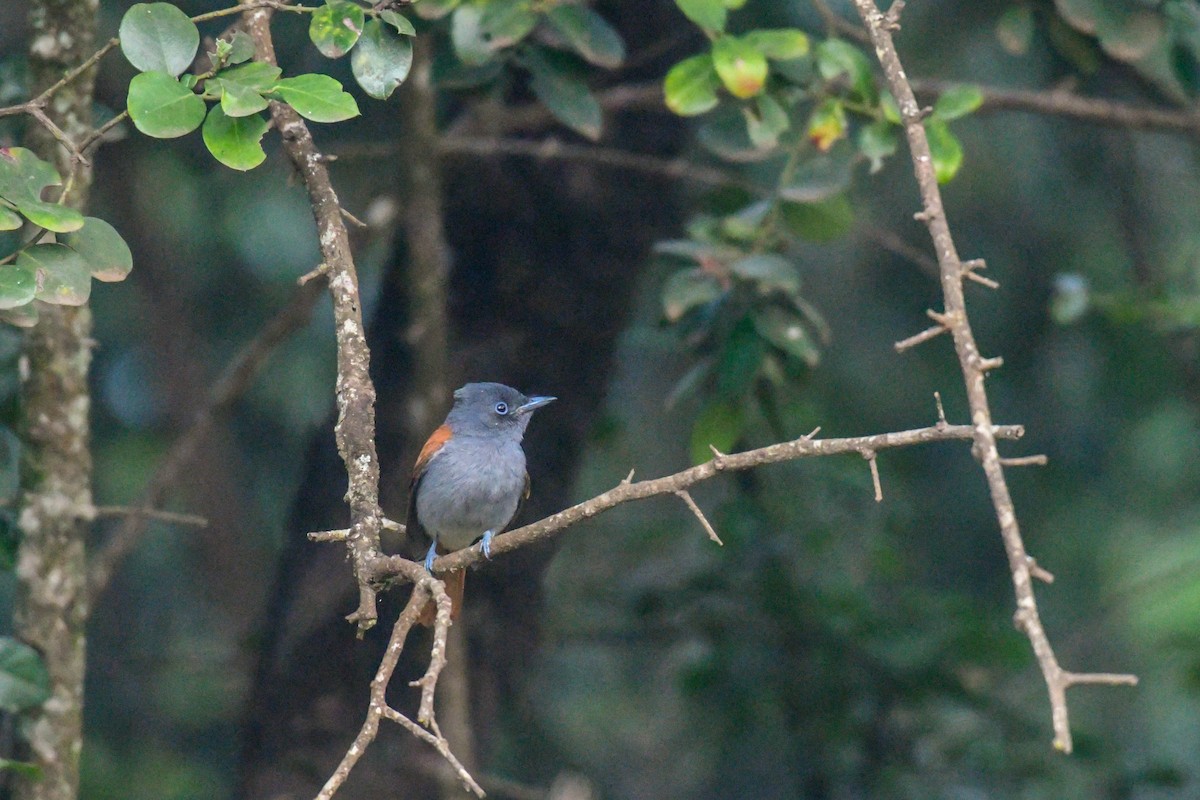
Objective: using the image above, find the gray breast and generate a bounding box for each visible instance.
[415,436,527,551]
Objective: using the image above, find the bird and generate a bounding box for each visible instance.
[406,382,555,625]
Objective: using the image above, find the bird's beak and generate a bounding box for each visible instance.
[517,395,556,414]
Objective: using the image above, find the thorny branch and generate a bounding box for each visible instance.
[851,0,1136,754]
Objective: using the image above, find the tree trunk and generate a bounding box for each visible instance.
[13,3,99,799]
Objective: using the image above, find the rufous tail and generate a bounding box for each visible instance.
[416,568,464,627]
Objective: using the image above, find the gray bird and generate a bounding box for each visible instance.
[406,382,555,622]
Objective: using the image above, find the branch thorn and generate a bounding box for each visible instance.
[675,489,723,545]
[860,449,883,502]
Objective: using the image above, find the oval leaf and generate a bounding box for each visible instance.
[0,638,50,713]
[525,50,602,140]
[414,0,462,20]
[925,118,964,183]
[546,5,626,69]
[479,1,539,49]
[18,243,91,306]
[815,38,875,101]
[857,119,897,173]
[451,4,496,66]
[664,54,720,116]
[119,2,200,76]
[676,0,727,32]
[729,253,800,293]
[9,199,84,234]
[0,147,63,204]
[0,262,36,310]
[662,268,722,322]
[380,10,417,35]
[0,207,20,232]
[352,19,415,100]
[202,106,268,171]
[806,97,847,151]
[127,71,206,138]
[270,74,359,122]
[64,217,134,281]
[933,84,983,121]
[309,1,366,58]
[752,305,820,366]
[743,28,810,60]
[712,35,768,99]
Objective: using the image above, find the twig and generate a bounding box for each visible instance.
[861,449,882,502]
[894,322,946,352]
[674,489,723,545]
[852,0,1136,753]
[912,78,1200,136]
[91,505,207,528]
[87,273,326,602]
[999,455,1048,467]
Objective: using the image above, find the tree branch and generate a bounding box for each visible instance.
[851,0,1136,754]
[333,422,1024,580]
[241,1,387,633]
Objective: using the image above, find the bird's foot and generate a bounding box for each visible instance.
[480,530,495,560]
[423,541,438,572]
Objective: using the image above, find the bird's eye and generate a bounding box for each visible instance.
[494,402,509,415]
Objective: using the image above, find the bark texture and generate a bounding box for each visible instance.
[14,2,100,798]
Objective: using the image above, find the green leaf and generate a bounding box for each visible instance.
[64,217,133,281]
[729,253,800,293]
[0,147,63,204]
[664,54,720,116]
[450,4,495,66]
[933,84,983,121]
[712,35,768,99]
[119,2,200,77]
[546,5,626,69]
[777,145,854,201]
[0,262,36,310]
[676,0,727,32]
[525,50,602,140]
[351,19,414,100]
[996,5,1035,55]
[214,61,282,92]
[309,1,366,59]
[19,243,91,306]
[690,401,742,465]
[0,206,19,231]
[210,61,280,117]
[806,97,847,151]
[380,10,417,35]
[270,74,359,122]
[222,31,256,65]
[752,305,820,365]
[10,199,84,234]
[925,118,963,183]
[815,38,875,101]
[857,119,897,173]
[781,194,853,242]
[0,638,50,712]
[880,90,902,124]
[0,760,41,780]
[716,316,765,397]
[744,93,788,150]
[662,268,722,322]
[127,70,206,138]
[743,28,810,60]
[696,106,774,161]
[202,106,269,171]
[0,304,38,328]
[479,0,539,49]
[0,146,82,231]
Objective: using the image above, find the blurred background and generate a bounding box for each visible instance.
[3,0,1200,798]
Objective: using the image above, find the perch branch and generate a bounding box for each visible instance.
[342,422,1024,579]
[852,0,1136,753]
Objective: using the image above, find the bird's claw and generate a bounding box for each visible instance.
[480,530,495,560]
[423,541,438,572]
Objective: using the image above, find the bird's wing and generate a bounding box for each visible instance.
[405,423,453,537]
